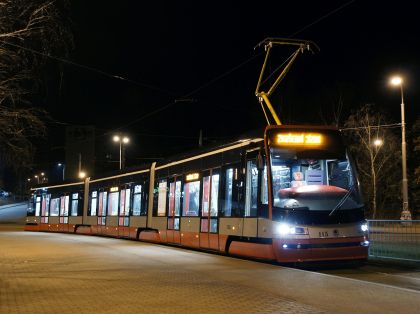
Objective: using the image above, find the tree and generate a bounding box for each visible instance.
[343,104,401,219]
[0,0,73,190]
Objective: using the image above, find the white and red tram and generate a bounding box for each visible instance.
[26,125,369,263]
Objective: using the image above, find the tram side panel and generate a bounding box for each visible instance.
[26,138,280,261]
[147,139,274,259]
[85,170,151,239]
[26,183,85,233]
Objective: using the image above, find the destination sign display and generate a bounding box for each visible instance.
[276,133,322,145]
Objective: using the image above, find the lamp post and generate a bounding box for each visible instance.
[58,163,65,181]
[390,76,411,220]
[113,134,130,170]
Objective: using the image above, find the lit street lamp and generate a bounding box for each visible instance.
[390,75,411,220]
[113,134,130,170]
[79,171,86,179]
[373,138,383,147]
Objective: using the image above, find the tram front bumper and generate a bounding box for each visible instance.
[272,237,369,263]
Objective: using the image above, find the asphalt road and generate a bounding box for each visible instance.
[0,202,27,224]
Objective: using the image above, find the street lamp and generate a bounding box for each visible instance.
[79,171,86,179]
[373,138,383,147]
[390,75,411,220]
[34,175,39,184]
[113,134,130,170]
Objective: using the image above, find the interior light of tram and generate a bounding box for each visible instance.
[276,133,322,145]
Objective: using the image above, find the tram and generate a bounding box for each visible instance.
[25,38,369,263]
[25,125,369,263]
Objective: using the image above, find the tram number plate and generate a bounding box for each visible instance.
[317,229,339,238]
[319,231,329,237]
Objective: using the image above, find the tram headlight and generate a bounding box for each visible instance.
[277,223,293,235]
[361,223,369,232]
[275,223,307,235]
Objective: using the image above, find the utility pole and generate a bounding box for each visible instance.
[78,153,82,174]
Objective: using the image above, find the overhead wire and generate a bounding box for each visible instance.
[340,123,402,131]
[260,0,357,89]
[111,1,357,132]
[2,0,358,147]
[1,40,176,97]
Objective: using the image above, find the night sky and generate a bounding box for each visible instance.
[37,0,420,174]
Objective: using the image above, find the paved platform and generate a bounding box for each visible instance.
[1,224,420,314]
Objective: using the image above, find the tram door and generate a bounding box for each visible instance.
[167,177,182,244]
[200,169,220,250]
[59,195,70,232]
[118,187,131,238]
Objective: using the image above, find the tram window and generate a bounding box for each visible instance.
[50,198,60,216]
[201,218,218,233]
[119,190,130,225]
[168,179,182,229]
[27,195,35,216]
[119,188,131,217]
[261,166,268,205]
[119,216,129,227]
[169,182,176,217]
[182,180,200,216]
[168,217,180,230]
[41,194,50,223]
[328,160,350,188]
[108,191,119,216]
[210,218,218,233]
[157,180,167,216]
[202,176,210,216]
[98,191,107,217]
[97,191,107,225]
[120,189,126,216]
[132,185,142,216]
[60,195,69,216]
[201,218,209,232]
[71,193,79,216]
[175,180,181,216]
[220,166,243,217]
[245,160,258,217]
[41,194,50,216]
[211,174,219,216]
[202,173,220,217]
[223,168,233,216]
[35,196,41,216]
[90,191,98,216]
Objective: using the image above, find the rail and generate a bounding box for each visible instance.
[367,219,420,262]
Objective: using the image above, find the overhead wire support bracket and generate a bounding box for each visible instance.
[254,38,319,126]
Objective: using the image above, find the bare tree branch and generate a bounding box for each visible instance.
[343,104,401,218]
[0,0,73,191]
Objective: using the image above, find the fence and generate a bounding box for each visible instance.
[368,220,420,262]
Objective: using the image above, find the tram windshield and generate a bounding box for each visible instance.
[270,147,363,213]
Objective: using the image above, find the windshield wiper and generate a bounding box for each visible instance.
[328,185,355,216]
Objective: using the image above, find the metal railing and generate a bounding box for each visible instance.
[368,220,420,262]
